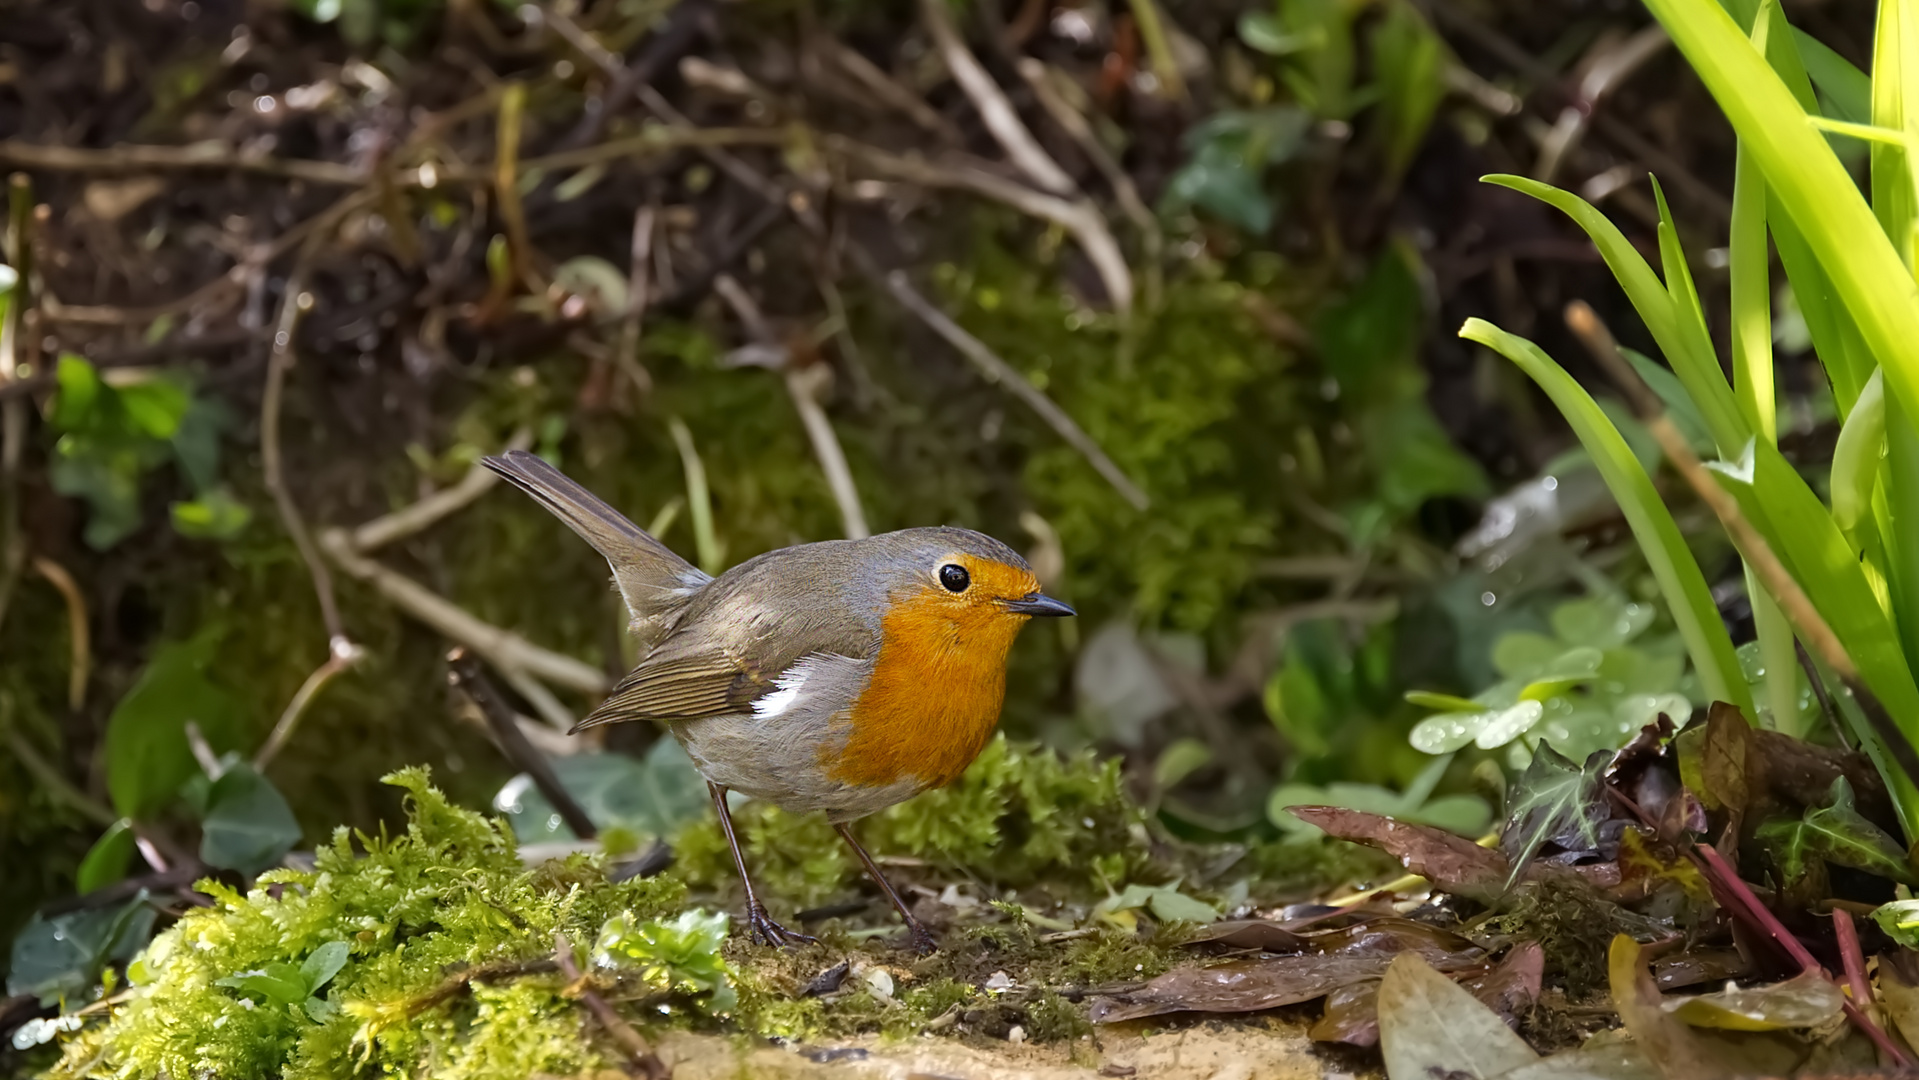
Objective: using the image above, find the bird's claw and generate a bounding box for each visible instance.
[746,903,817,948]
[902,922,940,955]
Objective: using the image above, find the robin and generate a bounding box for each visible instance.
[482,450,1074,952]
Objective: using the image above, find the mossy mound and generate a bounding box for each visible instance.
[35,746,1245,1079]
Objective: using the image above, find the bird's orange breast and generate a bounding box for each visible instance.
[828,579,1031,790]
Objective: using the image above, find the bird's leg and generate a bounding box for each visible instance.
[709,782,815,948]
[834,822,938,954]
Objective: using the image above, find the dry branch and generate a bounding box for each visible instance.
[917,0,1074,196]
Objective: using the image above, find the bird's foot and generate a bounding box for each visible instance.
[901,920,940,955]
[745,902,817,948]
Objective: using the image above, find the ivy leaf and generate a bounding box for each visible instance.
[199,763,302,875]
[103,626,242,818]
[1757,778,1914,885]
[1497,743,1610,890]
[75,819,137,895]
[495,739,707,843]
[6,893,155,1003]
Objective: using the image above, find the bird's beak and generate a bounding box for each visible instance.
[1003,591,1076,617]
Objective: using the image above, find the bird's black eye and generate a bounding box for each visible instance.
[939,563,971,592]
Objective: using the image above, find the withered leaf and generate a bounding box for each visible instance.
[1311,941,1544,1048]
[1377,953,1538,1080]
[1290,806,1617,901]
[1092,917,1484,1024]
[1662,970,1844,1031]
[1652,948,1751,992]
[1878,953,1919,1053]
[1184,920,1310,953]
[1607,935,1735,1080]
[1682,701,1752,815]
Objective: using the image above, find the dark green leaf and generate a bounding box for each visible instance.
[6,894,155,1003]
[1498,744,1610,890]
[75,819,136,895]
[199,763,301,875]
[104,627,241,818]
[1792,28,1869,124]
[496,739,707,843]
[1620,348,1715,455]
[1162,107,1310,233]
[1803,778,1913,883]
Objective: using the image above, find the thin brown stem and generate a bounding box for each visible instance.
[252,650,360,771]
[553,932,666,1078]
[30,557,88,711]
[261,240,350,655]
[447,648,596,840]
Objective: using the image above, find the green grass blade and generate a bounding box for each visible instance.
[1484,175,1750,453]
[1886,413,1919,676]
[1461,318,1751,713]
[1833,368,1887,539]
[1727,14,1800,732]
[1711,441,1919,764]
[1640,0,1919,452]
[1795,28,1871,121]
[1872,0,1919,267]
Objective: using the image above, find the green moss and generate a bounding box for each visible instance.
[673,737,1148,909]
[46,769,683,1080]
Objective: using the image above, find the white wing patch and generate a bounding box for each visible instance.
[752,661,814,720]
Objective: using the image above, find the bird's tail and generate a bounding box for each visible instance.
[482,450,711,639]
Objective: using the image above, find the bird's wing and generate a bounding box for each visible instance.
[572,592,877,731]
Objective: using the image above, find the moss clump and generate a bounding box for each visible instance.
[673,736,1148,909]
[45,768,684,1080]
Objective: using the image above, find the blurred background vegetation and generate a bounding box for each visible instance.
[0,0,1871,1040]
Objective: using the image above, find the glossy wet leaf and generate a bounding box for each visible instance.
[496,739,707,842]
[1663,970,1844,1031]
[1289,806,1577,902]
[1377,952,1538,1080]
[6,893,156,1003]
[1756,776,1915,885]
[199,763,301,876]
[1314,941,1543,1049]
[1410,701,1543,754]
[1498,744,1610,889]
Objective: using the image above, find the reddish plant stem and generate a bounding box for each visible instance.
[1692,844,1908,1065]
[1834,908,1873,1008]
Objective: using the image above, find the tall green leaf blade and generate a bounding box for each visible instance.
[1795,29,1871,122]
[1484,175,1750,454]
[1460,319,1751,712]
[1641,0,1919,454]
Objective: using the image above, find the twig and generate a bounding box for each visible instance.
[261,238,353,658]
[1015,60,1159,244]
[616,206,656,399]
[495,82,539,292]
[447,648,596,839]
[253,649,362,771]
[918,0,1074,196]
[1564,301,1919,784]
[1428,0,1731,223]
[0,701,116,827]
[815,35,962,142]
[0,175,29,636]
[579,32,1146,510]
[553,932,667,1078]
[827,137,1133,313]
[712,274,870,539]
[878,269,1149,509]
[30,557,88,711]
[1533,27,1671,184]
[1126,0,1188,102]
[666,418,722,574]
[317,527,608,695]
[350,427,535,552]
[0,140,375,185]
[501,667,578,734]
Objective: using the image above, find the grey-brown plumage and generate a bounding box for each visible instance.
[481,450,1030,742]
